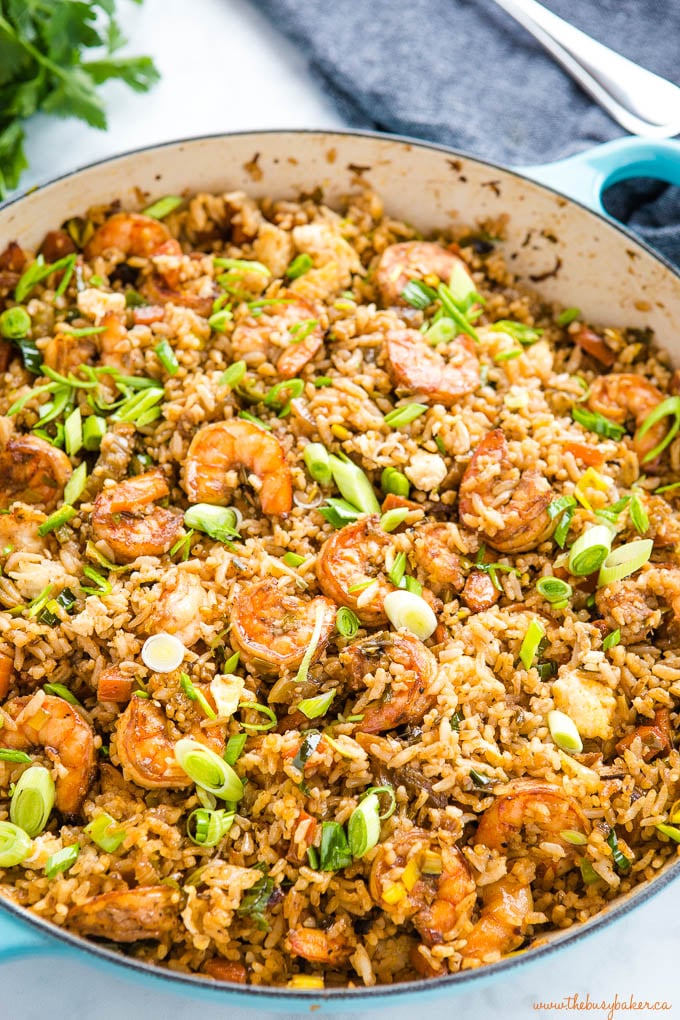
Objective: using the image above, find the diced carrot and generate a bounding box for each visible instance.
[562,442,605,467]
[97,667,134,703]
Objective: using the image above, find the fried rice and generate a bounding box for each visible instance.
[0,184,679,989]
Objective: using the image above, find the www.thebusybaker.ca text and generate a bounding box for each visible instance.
[532,993,672,1020]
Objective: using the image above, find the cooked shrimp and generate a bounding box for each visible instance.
[0,694,95,814]
[370,828,475,945]
[341,631,438,733]
[375,242,464,306]
[68,886,180,942]
[595,563,680,643]
[231,294,325,378]
[385,327,480,406]
[230,578,336,676]
[42,331,97,374]
[91,472,184,563]
[287,922,353,964]
[183,419,293,515]
[587,374,667,461]
[475,779,588,857]
[113,695,224,790]
[146,569,212,647]
[458,430,555,553]
[460,875,533,963]
[316,515,396,625]
[461,571,500,613]
[84,212,177,260]
[0,425,72,511]
[0,503,47,556]
[0,652,13,699]
[98,311,133,371]
[413,522,465,595]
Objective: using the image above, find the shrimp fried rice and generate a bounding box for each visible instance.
[0,185,679,988]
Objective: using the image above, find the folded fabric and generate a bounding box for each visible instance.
[251,0,680,265]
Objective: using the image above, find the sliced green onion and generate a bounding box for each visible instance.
[560,829,588,846]
[0,306,31,339]
[45,843,80,878]
[85,812,127,853]
[519,619,545,670]
[381,467,410,498]
[82,415,106,451]
[580,857,600,885]
[289,319,318,343]
[174,738,244,801]
[318,498,363,529]
[292,731,321,772]
[383,589,437,640]
[383,403,427,428]
[64,407,83,457]
[209,309,233,332]
[655,823,680,843]
[239,701,277,733]
[215,257,270,277]
[328,453,380,515]
[597,538,653,586]
[219,361,247,388]
[401,280,437,309]
[180,673,217,720]
[125,289,145,307]
[548,709,583,753]
[448,261,482,311]
[0,750,31,764]
[13,337,42,374]
[490,320,542,345]
[314,376,333,388]
[494,348,522,363]
[81,565,112,597]
[304,442,332,486]
[557,307,580,326]
[294,603,327,687]
[187,807,234,847]
[336,607,360,638]
[0,821,32,867]
[184,504,240,543]
[141,633,186,673]
[470,768,492,788]
[347,793,381,858]
[61,326,106,338]
[298,690,336,720]
[224,733,247,766]
[424,317,456,346]
[111,387,165,426]
[143,195,183,219]
[282,551,305,568]
[388,551,407,588]
[264,378,304,416]
[155,339,179,376]
[238,410,271,430]
[654,481,680,494]
[222,651,240,674]
[602,628,621,651]
[437,283,479,341]
[286,253,313,279]
[401,574,420,595]
[571,406,625,441]
[63,462,87,506]
[37,506,76,536]
[607,830,631,873]
[629,491,649,535]
[42,683,81,706]
[318,820,352,871]
[536,577,572,604]
[15,253,76,304]
[568,525,612,576]
[380,507,409,533]
[636,396,680,463]
[9,765,55,837]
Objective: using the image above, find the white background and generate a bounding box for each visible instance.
[3,0,679,1016]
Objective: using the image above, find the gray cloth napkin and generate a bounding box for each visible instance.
[250,0,680,265]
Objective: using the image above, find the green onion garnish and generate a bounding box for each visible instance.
[222,651,240,674]
[187,808,234,847]
[85,812,127,853]
[298,690,336,720]
[401,280,437,309]
[490,320,543,345]
[494,348,522,363]
[238,410,271,430]
[45,843,80,879]
[347,793,381,859]
[64,406,83,457]
[81,565,112,597]
[424,317,456,346]
[318,498,363,529]
[388,550,407,588]
[174,738,244,801]
[381,467,410,498]
[470,768,492,788]
[42,683,81,706]
[209,309,233,332]
[437,283,479,341]
[82,415,106,451]
[155,339,179,376]
[318,820,352,871]
[111,387,165,426]
[560,829,588,846]
[282,551,305,568]
[602,628,621,651]
[383,403,427,428]
[571,406,625,441]
[215,257,270,277]
[336,607,360,638]
[597,538,653,587]
[547,709,583,753]
[142,195,183,219]
[289,319,318,343]
[224,733,247,766]
[519,619,546,670]
[380,507,409,533]
[536,576,572,604]
[37,506,76,536]
[447,261,483,312]
[264,378,304,417]
[239,701,277,733]
[292,731,321,773]
[0,821,32,867]
[218,362,246,390]
[328,453,380,515]
[180,673,217,720]
[314,376,333,388]
[607,830,631,873]
[655,823,680,843]
[15,253,76,303]
[383,589,437,640]
[9,765,55,837]
[557,307,580,326]
[628,491,649,535]
[63,462,87,506]
[294,603,327,689]
[636,396,680,463]
[0,750,32,764]
[0,306,31,339]
[286,253,313,279]
[184,504,240,543]
[568,525,612,576]
[580,857,600,885]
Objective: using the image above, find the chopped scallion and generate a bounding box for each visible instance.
[328,453,380,515]
[548,709,583,753]
[143,195,183,219]
[184,504,241,543]
[380,467,410,498]
[347,793,381,858]
[597,538,653,587]
[45,843,80,879]
[519,619,545,670]
[219,361,246,388]
[155,339,179,376]
[384,403,427,428]
[298,690,336,720]
[336,607,360,638]
[37,506,75,536]
[10,765,55,837]
[568,525,612,576]
[174,738,244,800]
[85,812,126,853]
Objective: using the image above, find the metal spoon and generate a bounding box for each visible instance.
[489,0,680,138]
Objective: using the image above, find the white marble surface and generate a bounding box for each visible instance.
[2,0,679,1015]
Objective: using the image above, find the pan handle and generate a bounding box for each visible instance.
[518,137,680,215]
[0,906,65,961]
